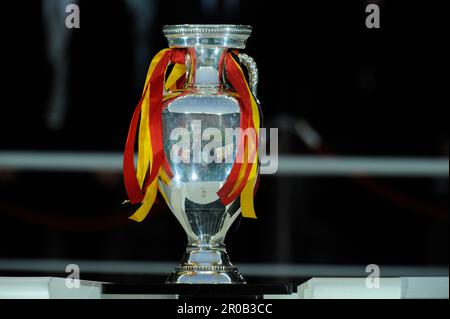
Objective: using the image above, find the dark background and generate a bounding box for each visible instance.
[0,0,448,282]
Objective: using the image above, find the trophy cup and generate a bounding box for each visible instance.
[123,25,261,284]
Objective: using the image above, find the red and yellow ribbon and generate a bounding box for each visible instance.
[123,48,185,222]
[216,53,260,218]
[123,49,261,221]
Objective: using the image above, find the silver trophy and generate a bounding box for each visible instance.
[159,25,260,284]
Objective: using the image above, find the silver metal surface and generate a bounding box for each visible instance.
[191,47,227,87]
[160,25,253,284]
[165,244,245,284]
[161,93,244,284]
[163,24,252,49]
[238,53,260,103]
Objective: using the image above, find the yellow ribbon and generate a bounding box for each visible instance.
[165,64,186,92]
[136,49,170,188]
[233,57,261,219]
[130,49,185,222]
[129,179,159,222]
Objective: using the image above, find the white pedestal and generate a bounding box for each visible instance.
[297,277,449,299]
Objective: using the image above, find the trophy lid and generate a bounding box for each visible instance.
[163,24,252,49]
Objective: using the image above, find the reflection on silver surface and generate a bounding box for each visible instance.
[163,24,252,49]
[160,24,257,284]
[161,94,244,284]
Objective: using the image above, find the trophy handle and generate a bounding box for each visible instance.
[237,53,260,104]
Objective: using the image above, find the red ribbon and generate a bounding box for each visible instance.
[217,53,257,206]
[123,49,185,204]
[124,49,258,210]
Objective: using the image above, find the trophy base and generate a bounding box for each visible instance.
[166,244,246,284]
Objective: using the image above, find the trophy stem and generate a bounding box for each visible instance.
[166,243,246,284]
[185,46,227,90]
